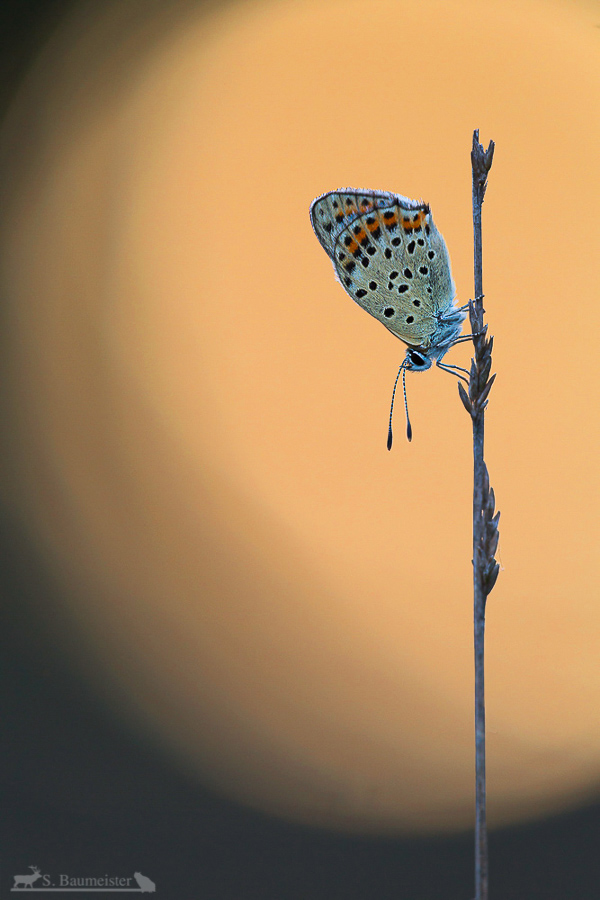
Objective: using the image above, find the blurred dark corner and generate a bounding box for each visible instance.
[1,2,600,898]
[0,0,74,117]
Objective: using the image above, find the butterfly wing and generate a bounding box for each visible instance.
[310,189,456,348]
[310,189,397,258]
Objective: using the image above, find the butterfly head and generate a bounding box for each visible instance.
[404,347,432,372]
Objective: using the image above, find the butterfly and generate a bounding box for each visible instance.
[310,189,470,445]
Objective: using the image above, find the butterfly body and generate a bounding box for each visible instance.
[309,188,466,374]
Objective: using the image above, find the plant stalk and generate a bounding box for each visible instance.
[458,130,498,900]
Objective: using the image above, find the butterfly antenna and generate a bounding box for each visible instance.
[387,361,412,449]
[403,364,412,442]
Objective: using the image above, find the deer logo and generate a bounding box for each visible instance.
[13,866,42,888]
[133,872,156,893]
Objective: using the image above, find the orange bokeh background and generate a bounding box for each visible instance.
[0,0,598,833]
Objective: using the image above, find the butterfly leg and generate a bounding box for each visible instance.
[456,296,484,312]
[436,358,470,383]
[451,334,478,344]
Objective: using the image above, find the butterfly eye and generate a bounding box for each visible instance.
[384,307,395,318]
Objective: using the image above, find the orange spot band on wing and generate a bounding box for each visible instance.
[403,210,427,230]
